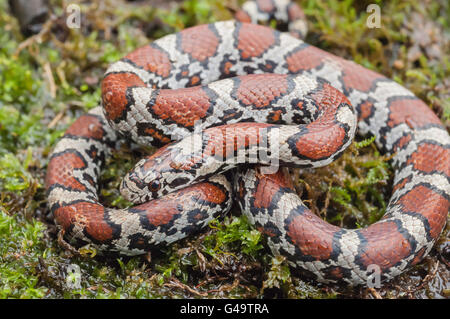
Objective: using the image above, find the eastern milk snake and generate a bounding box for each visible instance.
[46,0,450,285]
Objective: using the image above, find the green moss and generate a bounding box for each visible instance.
[0,209,48,298]
[0,151,35,192]
[204,216,263,260]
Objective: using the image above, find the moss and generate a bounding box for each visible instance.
[204,216,264,260]
[0,209,48,298]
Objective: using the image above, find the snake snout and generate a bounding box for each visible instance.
[120,166,164,204]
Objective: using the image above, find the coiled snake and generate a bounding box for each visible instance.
[45,0,450,285]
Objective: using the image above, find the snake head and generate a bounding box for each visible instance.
[120,161,164,204]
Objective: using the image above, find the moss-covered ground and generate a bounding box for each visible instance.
[0,0,448,298]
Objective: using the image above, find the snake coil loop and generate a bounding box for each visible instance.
[46,1,449,285]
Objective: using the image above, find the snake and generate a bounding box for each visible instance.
[45,0,450,286]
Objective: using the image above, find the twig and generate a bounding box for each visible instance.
[57,229,81,256]
[367,287,382,299]
[48,110,65,129]
[14,16,55,57]
[165,277,209,297]
[43,61,57,98]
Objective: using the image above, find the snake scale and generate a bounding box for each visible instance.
[45,0,450,285]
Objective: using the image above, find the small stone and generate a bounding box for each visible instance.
[393,60,404,70]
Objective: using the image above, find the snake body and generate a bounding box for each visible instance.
[45,1,450,285]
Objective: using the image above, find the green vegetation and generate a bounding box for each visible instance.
[0,0,448,299]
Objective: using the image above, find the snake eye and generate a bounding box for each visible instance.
[149,180,161,192]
